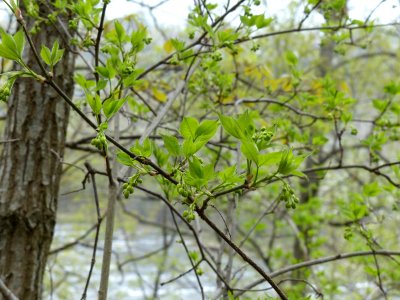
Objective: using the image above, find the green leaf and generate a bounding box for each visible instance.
[103,97,127,119]
[114,20,126,44]
[96,66,110,78]
[130,138,152,158]
[162,135,180,156]
[117,151,134,166]
[218,166,242,185]
[182,139,197,157]
[241,139,259,165]
[40,45,52,66]
[0,30,23,61]
[254,14,273,29]
[312,135,329,146]
[195,120,218,140]
[240,15,255,27]
[189,156,204,179]
[170,38,185,51]
[278,148,309,175]
[237,111,256,138]
[13,30,25,58]
[219,114,243,139]
[180,117,199,140]
[131,27,148,52]
[86,93,102,115]
[290,170,308,179]
[285,51,298,65]
[0,44,19,60]
[0,31,20,59]
[74,73,86,87]
[383,82,400,95]
[363,182,380,197]
[142,138,153,157]
[185,157,215,188]
[51,41,64,66]
[258,151,282,167]
[153,146,169,167]
[96,79,107,91]
[372,99,387,112]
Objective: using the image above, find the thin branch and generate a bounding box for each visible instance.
[0,278,19,300]
[167,211,205,299]
[196,209,288,300]
[237,22,400,44]
[237,250,400,296]
[365,0,387,23]
[138,59,200,143]
[303,163,400,188]
[49,215,104,255]
[372,252,387,299]
[81,163,104,300]
[297,0,322,30]
[227,98,374,123]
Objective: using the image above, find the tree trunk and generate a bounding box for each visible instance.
[0,4,75,299]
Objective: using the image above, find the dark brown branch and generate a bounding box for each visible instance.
[196,209,288,299]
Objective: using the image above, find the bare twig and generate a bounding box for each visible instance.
[196,209,288,299]
[237,250,400,296]
[81,163,104,300]
[0,278,19,300]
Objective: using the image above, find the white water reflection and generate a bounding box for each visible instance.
[46,223,217,300]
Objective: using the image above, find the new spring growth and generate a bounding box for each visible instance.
[122,174,143,199]
[280,181,299,209]
[0,78,15,103]
[252,126,275,151]
[182,203,196,222]
[252,127,273,142]
[91,122,109,152]
[0,84,11,103]
[177,182,192,198]
[90,132,107,152]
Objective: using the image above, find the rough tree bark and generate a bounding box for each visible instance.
[0,4,75,300]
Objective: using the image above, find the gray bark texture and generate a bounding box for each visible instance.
[0,4,75,300]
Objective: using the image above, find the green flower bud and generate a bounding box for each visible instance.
[68,19,78,30]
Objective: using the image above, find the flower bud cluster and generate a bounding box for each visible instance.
[177,183,192,198]
[211,52,222,61]
[0,83,11,102]
[182,203,196,222]
[122,174,143,199]
[91,132,108,152]
[280,182,299,209]
[252,127,273,143]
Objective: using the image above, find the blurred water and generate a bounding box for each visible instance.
[46,223,216,300]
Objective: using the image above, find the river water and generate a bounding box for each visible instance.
[45,222,219,300]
